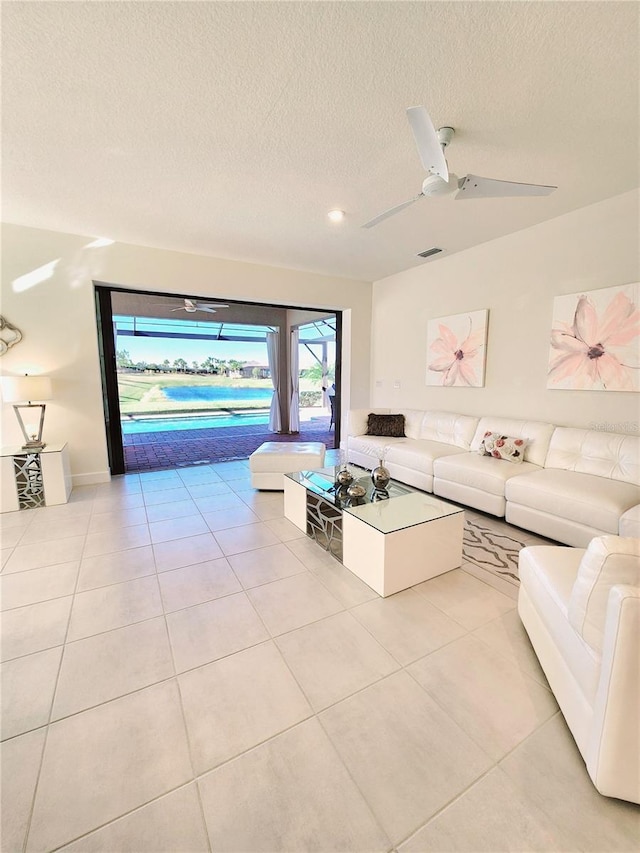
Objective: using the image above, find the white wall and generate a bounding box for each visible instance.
[371,190,640,435]
[0,224,372,483]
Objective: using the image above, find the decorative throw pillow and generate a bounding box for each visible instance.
[366,413,406,438]
[478,431,527,463]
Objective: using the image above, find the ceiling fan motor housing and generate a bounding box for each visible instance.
[422,172,459,197]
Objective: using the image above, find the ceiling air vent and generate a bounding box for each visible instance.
[417,247,443,259]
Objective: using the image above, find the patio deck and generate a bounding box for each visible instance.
[123,415,335,472]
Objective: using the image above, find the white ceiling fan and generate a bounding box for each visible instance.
[165,298,229,314]
[363,106,557,228]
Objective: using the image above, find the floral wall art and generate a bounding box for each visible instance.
[547,282,639,392]
[426,309,488,387]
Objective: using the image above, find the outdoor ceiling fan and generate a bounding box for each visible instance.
[362,106,557,228]
[166,298,229,314]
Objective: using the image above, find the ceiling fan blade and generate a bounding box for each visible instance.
[456,174,557,200]
[362,194,424,229]
[406,106,448,181]
[169,307,186,312]
[196,306,217,314]
[196,302,229,309]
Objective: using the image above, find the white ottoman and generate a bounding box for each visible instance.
[249,441,326,490]
[620,505,640,537]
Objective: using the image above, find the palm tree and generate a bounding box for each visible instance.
[174,358,187,373]
[116,349,132,369]
[228,359,245,376]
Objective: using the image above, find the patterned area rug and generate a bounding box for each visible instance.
[463,518,527,588]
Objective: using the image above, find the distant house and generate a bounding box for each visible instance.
[240,362,270,379]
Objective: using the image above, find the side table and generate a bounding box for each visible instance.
[0,443,72,512]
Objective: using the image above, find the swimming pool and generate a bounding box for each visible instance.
[121,412,270,434]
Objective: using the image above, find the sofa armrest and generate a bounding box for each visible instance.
[586,585,640,802]
[568,536,640,653]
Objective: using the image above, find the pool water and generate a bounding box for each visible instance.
[121,412,270,434]
[163,386,273,402]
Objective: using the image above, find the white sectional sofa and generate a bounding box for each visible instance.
[346,409,478,492]
[346,408,640,547]
[518,537,640,803]
[433,416,555,517]
[506,427,640,547]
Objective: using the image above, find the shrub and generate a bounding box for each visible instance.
[299,390,322,407]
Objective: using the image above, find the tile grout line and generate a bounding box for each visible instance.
[157,560,214,853]
[20,518,91,853]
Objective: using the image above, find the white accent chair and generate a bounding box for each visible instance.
[620,505,640,538]
[518,536,640,803]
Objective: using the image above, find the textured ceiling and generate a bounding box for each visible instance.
[2,1,638,282]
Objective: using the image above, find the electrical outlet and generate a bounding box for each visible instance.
[393,380,401,389]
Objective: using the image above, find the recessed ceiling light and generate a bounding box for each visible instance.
[327,209,345,223]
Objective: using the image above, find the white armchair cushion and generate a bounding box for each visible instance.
[568,536,640,653]
[620,505,640,538]
[545,428,640,486]
[419,411,479,449]
[471,417,554,467]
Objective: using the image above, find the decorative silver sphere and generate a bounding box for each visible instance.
[346,482,366,499]
[371,462,391,490]
[335,467,354,487]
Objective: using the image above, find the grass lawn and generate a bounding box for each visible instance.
[117,373,321,415]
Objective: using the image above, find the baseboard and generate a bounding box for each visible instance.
[72,471,111,486]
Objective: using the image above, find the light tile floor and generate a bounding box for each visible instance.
[1,459,639,852]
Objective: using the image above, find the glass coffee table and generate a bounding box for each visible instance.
[283,465,464,597]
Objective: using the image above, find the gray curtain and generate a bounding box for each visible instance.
[266,331,281,431]
[321,344,329,408]
[289,329,300,431]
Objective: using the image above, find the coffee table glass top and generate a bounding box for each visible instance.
[285,465,463,534]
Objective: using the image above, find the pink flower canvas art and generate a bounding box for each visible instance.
[547,283,639,392]
[426,309,488,387]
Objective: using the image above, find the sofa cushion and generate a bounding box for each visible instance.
[419,411,479,449]
[620,505,640,538]
[398,409,426,440]
[478,432,527,463]
[433,452,541,497]
[347,409,389,437]
[347,435,404,460]
[366,413,405,437]
[519,546,599,702]
[385,439,468,476]
[505,468,640,535]
[568,536,640,653]
[545,427,640,486]
[471,417,554,467]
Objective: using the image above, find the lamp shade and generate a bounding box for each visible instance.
[1,375,53,403]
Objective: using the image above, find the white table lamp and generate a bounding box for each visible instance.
[2,374,53,449]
